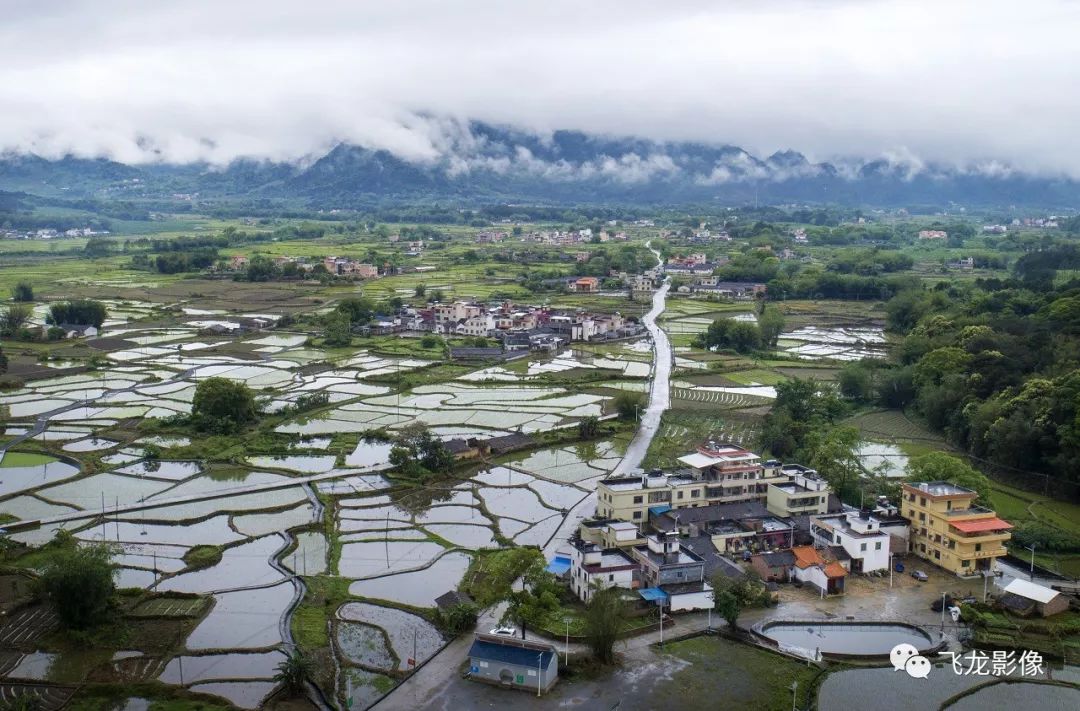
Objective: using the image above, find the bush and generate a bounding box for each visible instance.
[439,602,479,636]
[41,542,116,630]
[191,377,258,434]
[613,392,644,421]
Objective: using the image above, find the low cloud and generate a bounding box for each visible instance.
[1,0,1078,177]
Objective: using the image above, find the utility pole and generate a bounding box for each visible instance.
[1026,543,1037,580]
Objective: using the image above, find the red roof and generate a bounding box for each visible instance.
[950,517,1013,534]
[824,562,848,579]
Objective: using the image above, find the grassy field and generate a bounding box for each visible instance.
[654,635,818,711]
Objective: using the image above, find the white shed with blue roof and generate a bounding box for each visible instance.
[467,633,559,693]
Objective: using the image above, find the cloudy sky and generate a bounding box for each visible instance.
[2,0,1077,175]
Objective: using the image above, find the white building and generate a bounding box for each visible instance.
[568,540,639,603]
[810,511,891,573]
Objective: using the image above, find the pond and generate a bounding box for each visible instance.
[62,437,118,452]
[760,621,934,657]
[946,681,1080,710]
[338,602,444,672]
[348,552,471,607]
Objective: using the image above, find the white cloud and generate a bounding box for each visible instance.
[1,0,1078,176]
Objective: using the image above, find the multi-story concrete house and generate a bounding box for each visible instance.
[568,539,639,603]
[902,481,1011,576]
[630,533,713,611]
[766,466,831,517]
[810,510,891,573]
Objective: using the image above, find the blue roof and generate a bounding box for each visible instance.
[469,639,556,668]
[649,505,672,517]
[638,587,670,603]
[545,555,571,575]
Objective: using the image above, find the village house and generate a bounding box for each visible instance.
[902,481,1011,576]
[631,532,714,612]
[751,550,797,583]
[810,510,891,573]
[766,466,831,517]
[691,280,766,299]
[791,545,847,595]
[568,538,639,603]
[918,230,948,240]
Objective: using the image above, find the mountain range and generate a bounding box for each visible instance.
[1,122,1077,208]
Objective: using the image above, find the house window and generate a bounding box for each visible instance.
[918,512,925,522]
[920,497,927,506]
[975,543,981,552]
[691,489,700,498]
[677,491,684,500]
[875,542,882,550]
[609,574,614,581]
[632,511,642,520]
[934,550,940,560]
[860,543,867,552]
[961,559,971,567]
[920,544,926,552]
[633,496,643,504]
[946,501,952,510]
[908,509,915,518]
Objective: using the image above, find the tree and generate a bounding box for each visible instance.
[191,377,258,434]
[804,425,863,502]
[41,541,115,630]
[695,318,761,353]
[758,305,786,348]
[273,650,313,694]
[906,452,992,504]
[713,589,742,630]
[11,282,33,302]
[414,284,427,298]
[759,378,845,458]
[337,296,376,325]
[0,303,32,336]
[578,416,600,439]
[503,559,562,639]
[47,299,107,328]
[245,255,278,282]
[388,423,453,479]
[438,602,479,636]
[613,391,644,421]
[582,586,628,664]
[323,311,352,347]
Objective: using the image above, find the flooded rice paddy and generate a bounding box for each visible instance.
[0,314,639,709]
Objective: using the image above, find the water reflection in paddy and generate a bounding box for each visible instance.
[348,552,471,607]
[425,524,497,549]
[157,536,286,594]
[186,582,293,650]
[190,681,278,710]
[339,540,446,579]
[159,651,284,684]
[284,532,327,575]
[245,455,337,473]
[0,460,80,498]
